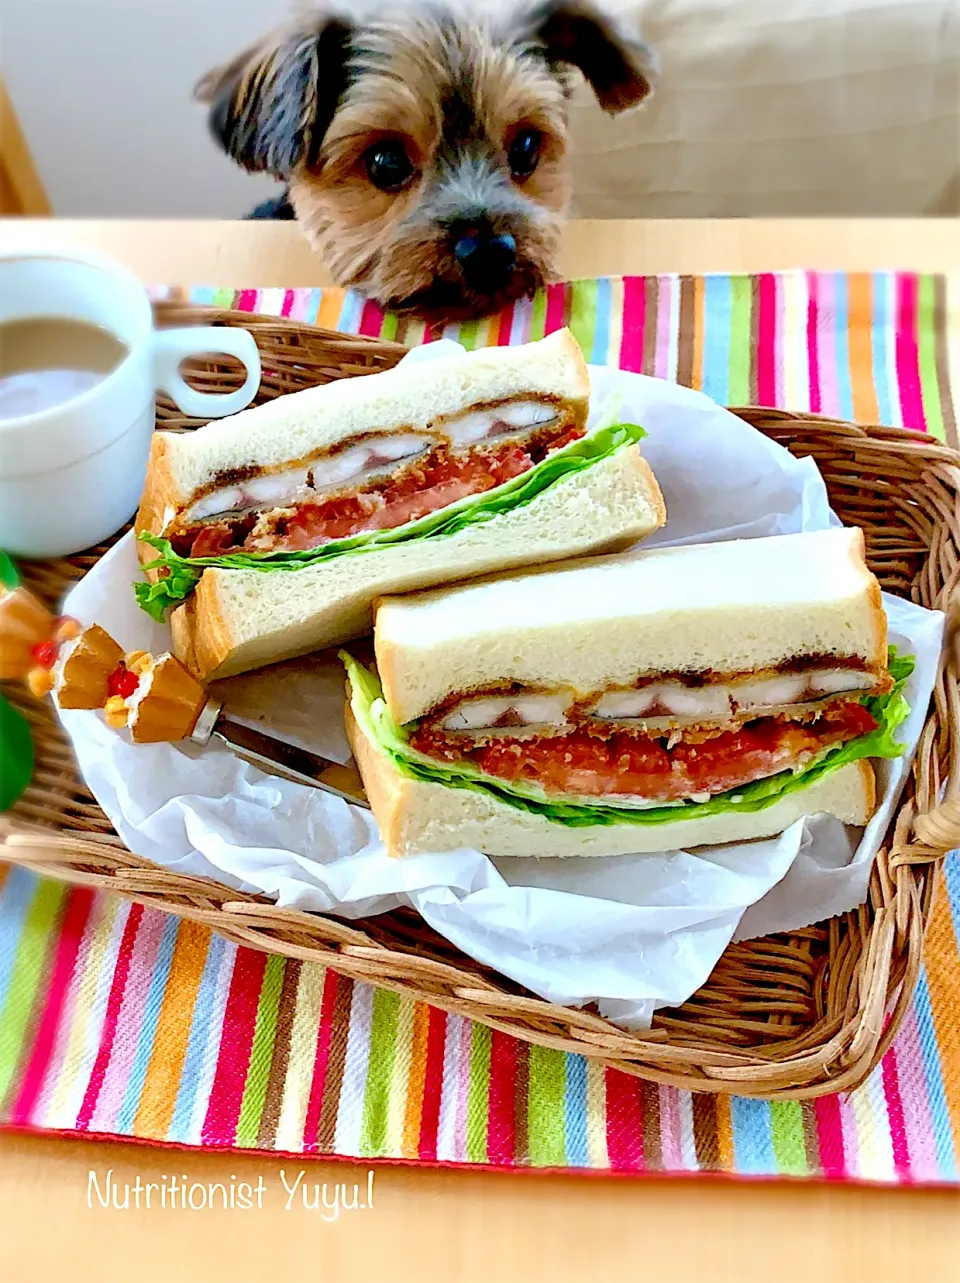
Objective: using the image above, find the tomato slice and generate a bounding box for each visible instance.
[181,432,576,558]
[473,734,673,798]
[410,701,878,802]
[187,523,246,558]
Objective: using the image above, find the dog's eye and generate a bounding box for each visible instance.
[365,141,415,193]
[508,129,542,180]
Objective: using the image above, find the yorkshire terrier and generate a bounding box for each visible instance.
[196,2,654,319]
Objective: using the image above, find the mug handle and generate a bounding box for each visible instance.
[153,326,261,419]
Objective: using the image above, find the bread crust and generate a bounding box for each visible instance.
[552,327,590,401]
[344,700,407,856]
[135,433,183,571]
[859,755,878,815]
[857,535,889,674]
[169,576,232,684]
[841,527,887,670]
[345,701,878,858]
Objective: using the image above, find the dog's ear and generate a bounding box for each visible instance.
[195,18,352,175]
[526,2,656,113]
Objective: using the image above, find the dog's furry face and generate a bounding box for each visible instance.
[197,3,654,318]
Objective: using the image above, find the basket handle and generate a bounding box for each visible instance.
[914,794,960,849]
[912,590,960,851]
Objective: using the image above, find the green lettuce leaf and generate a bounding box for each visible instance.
[0,551,19,590]
[342,649,915,830]
[134,421,646,622]
[135,561,203,623]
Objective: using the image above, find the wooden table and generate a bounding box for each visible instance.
[2,217,960,284]
[1,218,958,1282]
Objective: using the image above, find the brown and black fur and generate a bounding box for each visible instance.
[196,2,654,319]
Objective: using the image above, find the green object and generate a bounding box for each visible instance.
[526,1045,568,1168]
[465,1023,493,1164]
[342,650,914,831]
[0,879,63,1103]
[359,989,401,1158]
[0,552,19,589]
[0,555,32,810]
[133,421,647,622]
[234,953,286,1148]
[0,693,34,812]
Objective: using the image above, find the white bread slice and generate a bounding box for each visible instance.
[136,329,589,538]
[345,700,877,858]
[375,527,887,725]
[170,444,665,681]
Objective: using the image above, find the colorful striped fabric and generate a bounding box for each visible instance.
[0,859,958,1180]
[191,272,960,444]
[2,272,958,1182]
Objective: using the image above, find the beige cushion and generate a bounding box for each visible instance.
[569,0,960,216]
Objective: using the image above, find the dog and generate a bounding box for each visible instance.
[196,2,654,319]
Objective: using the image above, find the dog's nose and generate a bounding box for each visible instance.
[453,228,518,291]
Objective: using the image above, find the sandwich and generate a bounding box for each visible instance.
[134,330,665,681]
[343,528,913,859]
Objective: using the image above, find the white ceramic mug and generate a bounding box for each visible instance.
[0,249,262,558]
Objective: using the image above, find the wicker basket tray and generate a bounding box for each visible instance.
[3,303,959,1102]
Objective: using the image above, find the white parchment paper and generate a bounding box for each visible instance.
[56,349,944,1027]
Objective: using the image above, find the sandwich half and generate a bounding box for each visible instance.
[134,329,665,680]
[343,528,914,858]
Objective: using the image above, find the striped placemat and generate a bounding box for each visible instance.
[1,860,958,1178]
[1,272,958,1182]
[189,272,959,444]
